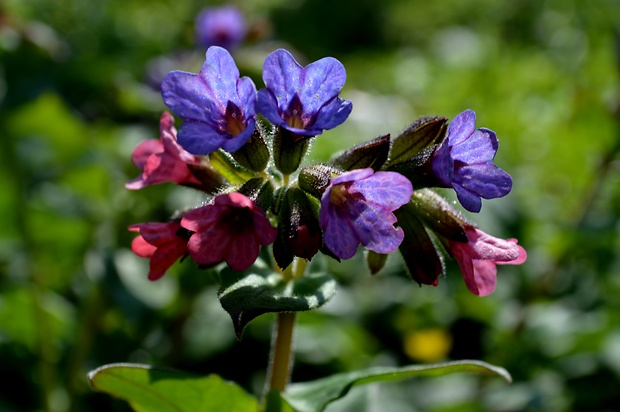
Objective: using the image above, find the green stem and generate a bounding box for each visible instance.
[266,258,307,394]
[267,312,297,392]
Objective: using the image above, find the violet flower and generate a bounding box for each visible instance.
[320,168,413,259]
[161,46,257,155]
[129,221,191,281]
[126,111,202,189]
[256,49,352,137]
[431,109,512,213]
[195,6,246,51]
[448,226,527,296]
[181,193,278,271]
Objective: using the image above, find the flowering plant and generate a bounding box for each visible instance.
[90,45,526,411]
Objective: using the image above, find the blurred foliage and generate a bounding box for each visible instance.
[1,0,620,411]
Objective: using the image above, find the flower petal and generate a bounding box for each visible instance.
[453,163,512,201]
[446,109,476,146]
[130,139,163,170]
[161,71,220,123]
[450,128,498,164]
[262,49,303,114]
[321,205,361,259]
[299,56,347,117]
[256,89,287,128]
[199,46,242,109]
[311,97,353,133]
[177,121,228,155]
[349,171,412,211]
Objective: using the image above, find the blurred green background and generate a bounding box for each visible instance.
[2,0,620,411]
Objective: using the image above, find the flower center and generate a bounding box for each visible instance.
[329,184,349,206]
[285,94,306,129]
[225,101,245,136]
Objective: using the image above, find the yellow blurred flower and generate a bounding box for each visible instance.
[403,328,452,363]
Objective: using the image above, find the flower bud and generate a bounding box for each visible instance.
[384,117,447,188]
[237,177,275,212]
[298,163,340,199]
[230,120,271,172]
[272,126,310,175]
[273,187,322,269]
[366,251,388,275]
[331,134,390,171]
[409,189,468,242]
[394,202,445,286]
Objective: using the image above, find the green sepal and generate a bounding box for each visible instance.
[185,161,229,194]
[410,189,468,242]
[238,177,275,212]
[231,121,271,172]
[273,127,310,175]
[282,360,511,412]
[385,116,447,168]
[331,134,390,171]
[210,149,256,185]
[218,265,337,339]
[366,251,388,275]
[394,203,444,286]
[298,163,339,199]
[88,363,258,412]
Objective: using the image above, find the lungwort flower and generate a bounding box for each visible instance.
[448,226,527,296]
[181,193,278,271]
[320,168,413,259]
[129,221,191,281]
[195,5,246,51]
[256,49,352,137]
[161,46,257,155]
[126,112,202,190]
[431,110,512,213]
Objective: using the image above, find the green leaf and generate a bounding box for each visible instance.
[88,363,258,412]
[282,360,512,412]
[218,266,337,339]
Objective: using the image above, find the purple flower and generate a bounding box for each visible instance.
[320,168,413,259]
[161,46,257,155]
[431,110,512,213]
[195,6,246,51]
[256,49,352,137]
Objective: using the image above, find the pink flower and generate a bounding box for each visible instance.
[129,221,191,281]
[180,193,278,271]
[126,111,203,189]
[448,226,527,296]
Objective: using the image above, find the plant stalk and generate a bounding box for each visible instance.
[267,312,297,392]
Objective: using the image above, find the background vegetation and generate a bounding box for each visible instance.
[1,0,620,410]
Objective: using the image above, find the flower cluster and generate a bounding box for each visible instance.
[128,46,526,296]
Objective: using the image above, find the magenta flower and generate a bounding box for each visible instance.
[181,193,278,271]
[126,112,202,189]
[448,226,527,296]
[195,6,246,51]
[320,168,413,259]
[256,49,352,137]
[161,46,257,155]
[129,221,191,281]
[431,110,512,213]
